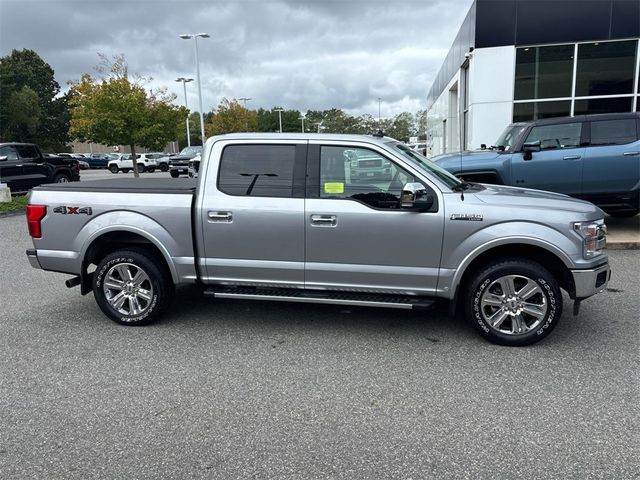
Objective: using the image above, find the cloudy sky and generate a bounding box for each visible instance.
[0,0,471,118]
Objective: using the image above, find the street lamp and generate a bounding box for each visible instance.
[299,114,306,133]
[274,107,284,133]
[239,97,252,131]
[180,33,209,146]
[315,121,323,133]
[378,97,381,128]
[175,77,193,147]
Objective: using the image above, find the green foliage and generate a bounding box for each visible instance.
[0,49,69,149]
[256,107,302,132]
[205,98,257,136]
[0,194,28,214]
[69,55,187,175]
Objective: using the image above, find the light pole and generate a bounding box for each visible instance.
[299,114,306,133]
[180,33,209,146]
[239,97,251,131]
[175,77,193,147]
[315,121,323,133]
[274,107,284,133]
[378,97,381,129]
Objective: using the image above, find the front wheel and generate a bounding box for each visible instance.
[464,259,562,346]
[159,163,169,172]
[109,165,119,174]
[147,167,156,173]
[170,170,179,178]
[93,249,174,326]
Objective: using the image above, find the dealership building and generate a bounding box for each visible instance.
[425,0,640,156]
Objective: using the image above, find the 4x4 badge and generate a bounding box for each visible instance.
[53,206,92,215]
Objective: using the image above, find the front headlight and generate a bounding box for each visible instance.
[572,220,607,259]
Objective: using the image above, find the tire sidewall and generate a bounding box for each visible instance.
[467,261,562,346]
[93,251,166,325]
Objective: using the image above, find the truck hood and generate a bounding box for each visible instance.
[473,184,604,216]
[433,150,502,167]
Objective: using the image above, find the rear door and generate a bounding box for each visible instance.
[582,117,640,202]
[304,142,444,294]
[199,140,307,287]
[16,144,49,188]
[510,122,585,195]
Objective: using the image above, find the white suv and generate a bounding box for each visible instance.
[108,153,162,174]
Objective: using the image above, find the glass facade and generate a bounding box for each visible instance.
[513,39,640,122]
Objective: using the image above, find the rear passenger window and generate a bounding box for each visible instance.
[218,144,296,197]
[590,119,637,146]
[0,145,18,160]
[15,145,39,159]
[525,123,582,150]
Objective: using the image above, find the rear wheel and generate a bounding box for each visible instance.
[136,164,145,173]
[93,249,174,326]
[464,259,562,346]
[53,173,70,183]
[147,166,156,173]
[122,169,130,174]
[109,165,119,174]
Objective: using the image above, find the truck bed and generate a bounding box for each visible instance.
[34,178,197,194]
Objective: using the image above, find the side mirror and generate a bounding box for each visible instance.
[400,183,434,211]
[522,140,541,160]
[0,156,7,162]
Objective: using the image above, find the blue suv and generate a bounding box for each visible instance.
[434,112,640,217]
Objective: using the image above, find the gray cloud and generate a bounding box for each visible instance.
[0,0,471,117]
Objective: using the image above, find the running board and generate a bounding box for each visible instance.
[203,286,435,310]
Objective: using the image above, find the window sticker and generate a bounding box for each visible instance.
[324,182,345,194]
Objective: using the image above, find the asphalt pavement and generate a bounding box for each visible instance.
[0,214,638,479]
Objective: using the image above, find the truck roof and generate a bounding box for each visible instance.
[205,132,396,146]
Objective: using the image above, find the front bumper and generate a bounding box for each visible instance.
[26,249,41,269]
[571,262,611,299]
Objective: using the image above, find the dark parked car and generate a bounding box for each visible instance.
[434,112,640,217]
[87,153,113,169]
[170,146,203,177]
[0,143,80,193]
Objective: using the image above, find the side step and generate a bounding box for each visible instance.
[203,286,435,310]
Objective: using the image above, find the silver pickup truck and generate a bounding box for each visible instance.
[26,133,610,346]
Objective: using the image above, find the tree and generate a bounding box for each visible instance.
[205,98,257,136]
[0,49,70,148]
[68,55,187,177]
[386,112,416,142]
[256,107,301,133]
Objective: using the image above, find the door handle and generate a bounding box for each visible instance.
[563,155,581,160]
[310,214,337,227]
[623,151,640,156]
[208,211,233,223]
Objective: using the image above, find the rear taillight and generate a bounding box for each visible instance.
[26,204,47,238]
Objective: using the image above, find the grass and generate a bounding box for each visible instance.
[0,194,28,214]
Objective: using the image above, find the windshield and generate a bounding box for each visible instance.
[387,141,461,189]
[179,146,203,156]
[494,124,526,151]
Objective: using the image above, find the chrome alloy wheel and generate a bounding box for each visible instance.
[480,274,548,335]
[103,263,154,316]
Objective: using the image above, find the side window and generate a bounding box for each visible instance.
[0,146,18,160]
[590,119,637,146]
[320,146,417,209]
[15,145,39,159]
[218,144,296,197]
[525,122,582,150]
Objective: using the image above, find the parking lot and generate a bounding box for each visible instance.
[1,212,638,479]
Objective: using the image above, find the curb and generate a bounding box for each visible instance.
[0,210,25,219]
[606,242,640,250]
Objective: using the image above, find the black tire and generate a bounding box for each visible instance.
[607,210,638,218]
[109,165,119,174]
[464,259,562,346]
[122,168,130,174]
[147,167,156,173]
[170,170,179,178]
[159,163,169,172]
[53,173,70,183]
[136,164,145,173]
[93,249,174,326]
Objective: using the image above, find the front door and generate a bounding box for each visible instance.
[510,121,585,195]
[0,145,25,191]
[200,141,307,288]
[304,143,444,295]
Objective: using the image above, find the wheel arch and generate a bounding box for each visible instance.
[449,241,576,315]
